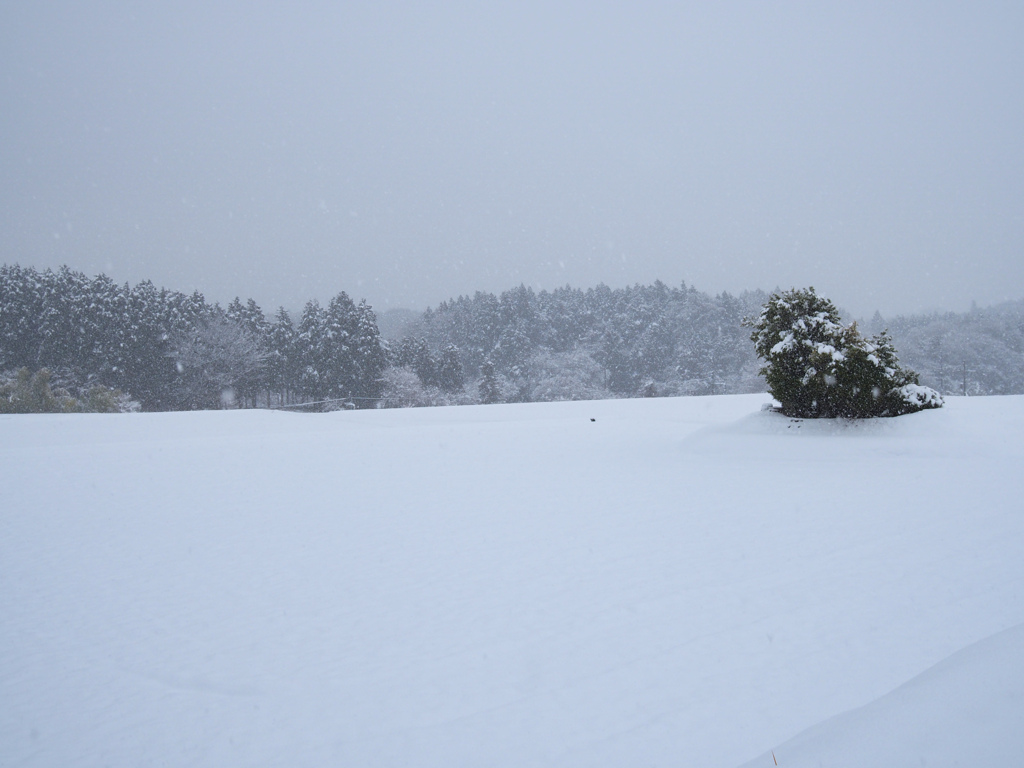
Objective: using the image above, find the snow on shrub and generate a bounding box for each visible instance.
[747,287,943,418]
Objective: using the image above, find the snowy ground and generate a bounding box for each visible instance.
[2,394,1022,767]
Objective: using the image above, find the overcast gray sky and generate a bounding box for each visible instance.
[2,1,1022,318]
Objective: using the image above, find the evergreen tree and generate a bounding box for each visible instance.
[436,344,465,393]
[323,291,358,399]
[118,281,180,409]
[37,266,88,370]
[267,307,297,405]
[748,287,942,417]
[0,264,44,370]
[478,359,502,404]
[297,299,329,402]
[351,300,386,404]
[393,336,438,388]
[83,273,128,380]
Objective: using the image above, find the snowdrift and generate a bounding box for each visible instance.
[739,622,1024,768]
[2,394,1022,767]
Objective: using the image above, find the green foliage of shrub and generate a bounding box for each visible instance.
[748,288,943,418]
[0,368,137,413]
[0,368,72,413]
[81,384,128,413]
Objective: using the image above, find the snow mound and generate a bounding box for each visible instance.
[739,623,1024,768]
[678,401,945,460]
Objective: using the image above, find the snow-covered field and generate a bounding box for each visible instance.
[2,394,1023,767]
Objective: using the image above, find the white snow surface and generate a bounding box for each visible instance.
[2,394,1023,767]
[738,623,1024,768]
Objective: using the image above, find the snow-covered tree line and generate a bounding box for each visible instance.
[396,281,769,403]
[393,285,1024,404]
[4,263,1022,411]
[872,301,1024,396]
[0,264,385,410]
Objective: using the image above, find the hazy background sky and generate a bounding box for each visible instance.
[2,1,1022,318]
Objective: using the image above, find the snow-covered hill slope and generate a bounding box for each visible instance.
[2,394,1022,767]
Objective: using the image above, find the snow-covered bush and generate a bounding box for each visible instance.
[748,287,943,418]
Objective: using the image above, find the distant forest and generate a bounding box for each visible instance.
[2,263,1022,411]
